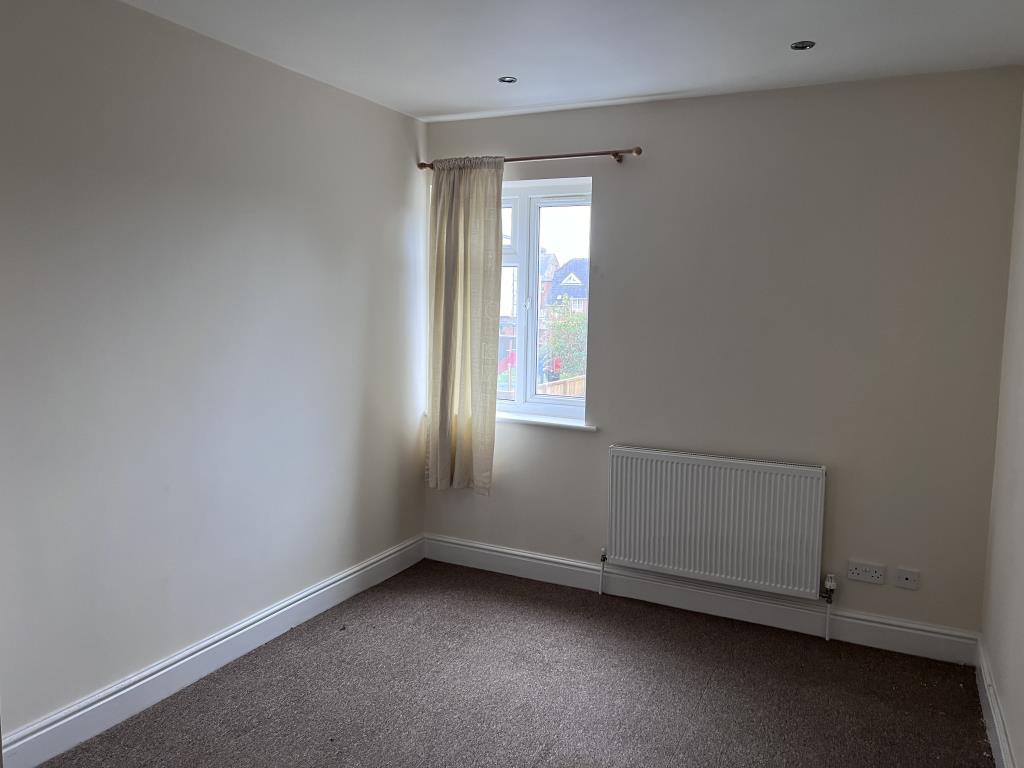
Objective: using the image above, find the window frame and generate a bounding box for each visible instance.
[497,177,592,422]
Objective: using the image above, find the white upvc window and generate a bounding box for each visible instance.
[497,177,592,423]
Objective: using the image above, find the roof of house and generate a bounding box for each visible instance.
[547,258,589,303]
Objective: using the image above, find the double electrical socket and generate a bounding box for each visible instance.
[847,560,885,584]
[847,560,920,590]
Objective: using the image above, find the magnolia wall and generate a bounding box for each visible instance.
[425,68,1024,631]
[2,0,1022,747]
[983,95,1024,766]
[0,0,425,734]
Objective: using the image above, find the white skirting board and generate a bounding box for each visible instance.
[977,642,1018,768]
[1,535,426,768]
[4,531,989,768]
[423,534,979,666]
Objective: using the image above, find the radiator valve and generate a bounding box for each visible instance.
[821,573,838,642]
[821,573,837,604]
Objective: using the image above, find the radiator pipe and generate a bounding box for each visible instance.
[599,548,608,595]
[821,573,837,641]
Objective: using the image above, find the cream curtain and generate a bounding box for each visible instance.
[426,156,505,493]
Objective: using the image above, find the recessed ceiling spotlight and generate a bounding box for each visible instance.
[497,76,518,84]
[790,40,816,51]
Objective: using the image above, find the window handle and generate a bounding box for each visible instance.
[524,296,532,310]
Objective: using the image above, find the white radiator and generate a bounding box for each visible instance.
[607,446,826,600]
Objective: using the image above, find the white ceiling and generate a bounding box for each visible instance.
[122,0,1024,121]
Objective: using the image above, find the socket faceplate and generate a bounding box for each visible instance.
[893,567,920,590]
[847,560,886,584]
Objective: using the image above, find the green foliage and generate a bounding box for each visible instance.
[541,295,588,379]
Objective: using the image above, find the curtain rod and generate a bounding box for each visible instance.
[416,146,642,170]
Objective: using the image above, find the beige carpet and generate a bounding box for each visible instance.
[46,560,993,767]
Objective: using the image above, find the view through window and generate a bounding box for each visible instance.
[497,178,591,421]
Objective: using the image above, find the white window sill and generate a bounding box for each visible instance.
[495,412,597,431]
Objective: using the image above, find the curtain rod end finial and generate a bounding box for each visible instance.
[417,161,433,170]
[633,146,643,156]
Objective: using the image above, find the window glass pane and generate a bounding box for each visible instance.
[536,204,590,398]
[501,206,512,249]
[497,265,518,400]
